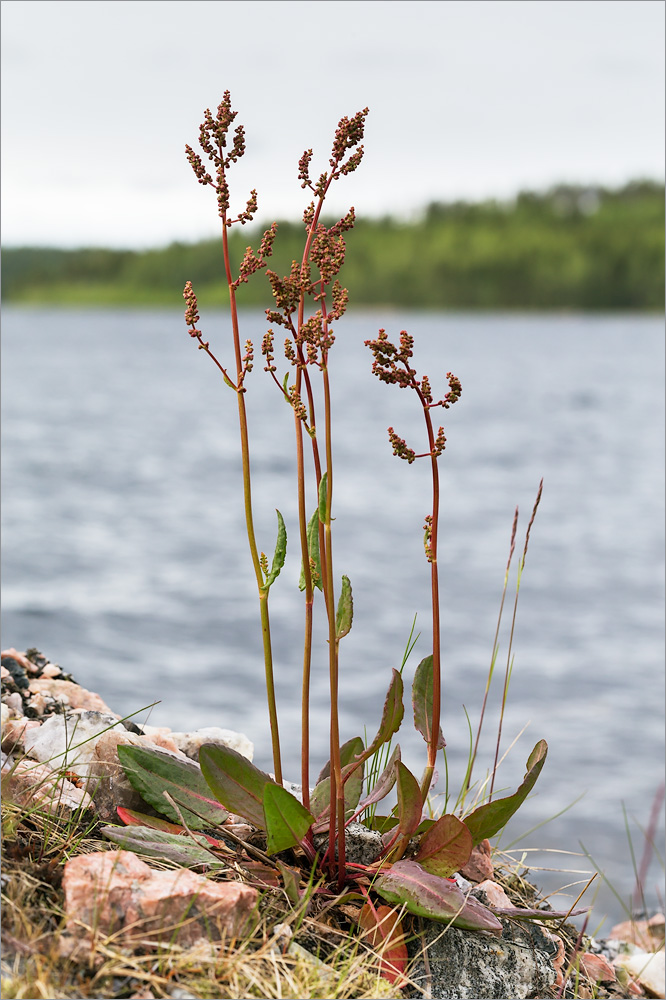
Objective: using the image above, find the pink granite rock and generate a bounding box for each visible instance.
[473,879,514,909]
[578,952,617,984]
[1,715,41,751]
[60,850,257,957]
[85,729,190,820]
[1,757,94,814]
[460,838,494,882]
[27,678,114,715]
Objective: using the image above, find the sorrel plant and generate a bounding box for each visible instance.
[115,93,581,933]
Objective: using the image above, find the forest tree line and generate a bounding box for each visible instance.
[3,181,663,310]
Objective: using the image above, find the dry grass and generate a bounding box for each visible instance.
[1,800,402,1000]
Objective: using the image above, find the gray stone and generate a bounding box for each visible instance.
[406,916,558,999]
[313,821,383,866]
[169,726,253,762]
[23,711,125,775]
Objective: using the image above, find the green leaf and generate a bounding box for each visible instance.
[117,744,228,829]
[298,509,323,592]
[276,860,303,905]
[311,737,365,829]
[335,575,353,638]
[386,761,422,858]
[264,509,287,588]
[413,813,473,878]
[463,740,548,845]
[199,743,275,830]
[102,825,225,868]
[262,784,314,855]
[315,736,365,784]
[351,745,401,820]
[412,655,445,750]
[318,472,328,523]
[116,806,230,849]
[364,670,405,759]
[374,860,502,935]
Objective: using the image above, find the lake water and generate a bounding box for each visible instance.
[2,306,664,929]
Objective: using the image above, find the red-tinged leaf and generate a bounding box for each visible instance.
[316,736,365,784]
[363,669,405,759]
[463,740,548,845]
[384,761,422,858]
[199,743,275,830]
[102,824,225,869]
[348,745,401,823]
[412,655,446,750]
[262,783,314,855]
[311,737,365,828]
[116,806,185,834]
[116,806,231,850]
[241,861,281,887]
[117,744,229,829]
[374,859,502,935]
[358,902,409,988]
[414,813,473,878]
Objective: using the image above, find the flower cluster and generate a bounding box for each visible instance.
[366,329,461,464]
[298,108,369,200]
[185,91,255,224]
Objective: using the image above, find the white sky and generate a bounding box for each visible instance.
[1,0,664,248]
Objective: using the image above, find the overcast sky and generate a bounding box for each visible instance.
[2,0,664,248]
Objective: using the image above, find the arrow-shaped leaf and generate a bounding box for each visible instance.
[349,745,401,823]
[364,669,405,759]
[318,472,329,523]
[264,509,287,588]
[336,575,353,638]
[117,744,228,829]
[298,509,323,592]
[199,743,275,830]
[412,655,446,750]
[463,740,548,845]
[385,761,422,858]
[311,737,365,828]
[413,813,473,878]
[263,784,314,855]
[374,860,502,935]
[102,824,225,868]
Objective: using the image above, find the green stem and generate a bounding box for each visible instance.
[420,407,441,803]
[321,363,345,885]
[222,217,283,785]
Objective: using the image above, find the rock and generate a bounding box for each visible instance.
[1,703,10,737]
[2,692,24,715]
[313,821,384,866]
[59,850,258,957]
[611,913,666,952]
[27,678,114,715]
[1,649,35,673]
[85,730,191,821]
[579,951,617,984]
[615,950,665,999]
[1,757,94,815]
[169,726,254,762]
[471,879,513,909]
[406,916,557,999]
[1,715,41,752]
[460,837,494,883]
[40,663,62,679]
[23,711,125,775]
